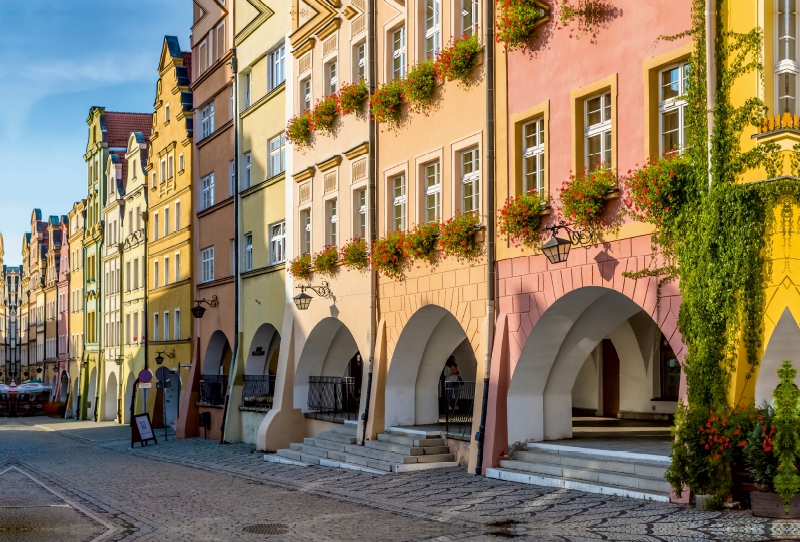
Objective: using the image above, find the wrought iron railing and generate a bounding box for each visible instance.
[241,374,276,410]
[307,376,359,420]
[199,374,228,407]
[444,381,476,439]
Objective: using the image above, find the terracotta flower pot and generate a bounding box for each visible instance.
[750,491,800,518]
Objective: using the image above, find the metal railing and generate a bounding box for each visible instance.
[307,376,359,420]
[199,374,228,407]
[444,381,476,439]
[241,374,276,410]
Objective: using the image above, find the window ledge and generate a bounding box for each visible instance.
[241,262,285,279]
[241,173,285,198]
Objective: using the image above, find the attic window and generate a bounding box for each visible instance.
[165,103,170,123]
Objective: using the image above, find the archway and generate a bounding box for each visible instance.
[385,305,478,428]
[756,308,800,404]
[200,330,232,407]
[294,318,361,418]
[59,372,69,403]
[104,372,118,422]
[124,372,136,422]
[507,286,683,443]
[87,368,98,421]
[243,324,281,409]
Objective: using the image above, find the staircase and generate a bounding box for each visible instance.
[265,424,459,474]
[486,442,671,501]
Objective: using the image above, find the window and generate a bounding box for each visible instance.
[154,260,159,288]
[584,92,612,171]
[270,221,286,264]
[425,161,441,223]
[160,159,166,183]
[778,0,799,114]
[326,60,338,95]
[133,258,139,289]
[163,311,169,342]
[198,40,207,74]
[301,209,312,254]
[174,310,181,341]
[201,103,215,139]
[269,134,286,178]
[229,160,235,196]
[392,27,406,79]
[461,0,479,36]
[425,0,441,59]
[153,213,159,240]
[175,201,181,230]
[202,173,215,210]
[392,174,406,230]
[355,41,366,81]
[245,71,252,108]
[179,153,185,172]
[269,43,286,90]
[216,21,226,59]
[164,257,170,286]
[327,199,338,246]
[126,314,131,344]
[230,85,234,120]
[164,206,170,237]
[522,117,545,193]
[165,102,170,123]
[153,312,159,341]
[126,262,131,291]
[355,189,367,238]
[244,234,253,272]
[133,312,138,341]
[659,63,689,155]
[175,253,181,282]
[301,78,312,112]
[461,148,480,213]
[244,152,252,188]
[201,247,215,283]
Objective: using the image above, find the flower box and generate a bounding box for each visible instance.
[751,491,800,518]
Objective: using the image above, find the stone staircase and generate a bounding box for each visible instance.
[265,423,459,474]
[486,442,671,501]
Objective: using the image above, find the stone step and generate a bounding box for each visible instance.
[364,440,424,456]
[527,442,671,464]
[417,453,456,463]
[276,448,321,465]
[319,458,388,475]
[331,424,358,436]
[316,431,357,444]
[344,444,417,464]
[513,450,668,479]
[499,459,670,494]
[386,426,443,438]
[376,433,446,447]
[423,446,452,455]
[340,451,394,472]
[263,454,310,467]
[486,467,670,502]
[305,438,347,452]
[289,443,331,459]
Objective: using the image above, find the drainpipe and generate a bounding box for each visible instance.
[705,0,715,190]
[361,0,377,447]
[220,52,239,444]
[475,0,496,476]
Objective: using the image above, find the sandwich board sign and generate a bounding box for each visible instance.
[131,413,158,447]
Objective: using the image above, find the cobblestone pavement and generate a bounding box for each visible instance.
[3,418,800,541]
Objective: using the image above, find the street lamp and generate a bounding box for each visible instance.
[293,282,333,310]
[191,295,219,319]
[541,221,589,265]
[154,349,175,365]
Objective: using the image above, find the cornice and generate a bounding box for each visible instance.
[343,141,369,159]
[293,38,316,58]
[317,155,342,172]
[240,82,285,120]
[196,119,233,149]
[293,167,315,183]
[241,172,285,198]
[197,275,234,289]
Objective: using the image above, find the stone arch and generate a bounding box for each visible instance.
[245,324,281,376]
[87,368,98,420]
[104,372,118,422]
[756,308,800,404]
[293,318,359,412]
[202,330,232,376]
[385,305,478,428]
[507,286,684,443]
[59,372,69,403]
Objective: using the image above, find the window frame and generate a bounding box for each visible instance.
[244,234,253,272]
[460,147,481,214]
[424,0,441,59]
[391,173,407,231]
[270,221,286,264]
[326,198,339,246]
[424,161,441,223]
[269,42,286,91]
[268,133,286,178]
[300,208,312,255]
[522,117,545,194]
[392,26,407,80]
[776,0,799,115]
[202,173,215,210]
[244,152,252,188]
[201,246,215,283]
[583,91,612,171]
[658,62,689,155]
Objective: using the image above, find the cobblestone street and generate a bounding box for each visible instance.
[1,418,799,541]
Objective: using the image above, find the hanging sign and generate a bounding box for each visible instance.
[131,412,158,447]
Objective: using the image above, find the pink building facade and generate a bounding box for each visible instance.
[56,218,70,404]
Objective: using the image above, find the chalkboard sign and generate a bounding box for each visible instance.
[131,413,158,448]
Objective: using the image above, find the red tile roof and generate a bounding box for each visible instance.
[182,52,193,83]
[104,112,152,149]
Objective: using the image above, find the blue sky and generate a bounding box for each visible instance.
[0,1,190,266]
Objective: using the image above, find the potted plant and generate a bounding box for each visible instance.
[340,237,369,272]
[623,154,690,227]
[288,254,312,281]
[285,113,312,150]
[496,0,547,51]
[370,79,404,129]
[557,165,616,232]
[310,95,339,136]
[746,360,800,518]
[436,33,483,85]
[403,60,438,113]
[440,211,481,262]
[371,229,409,279]
[312,245,339,277]
[406,222,440,263]
[337,80,369,116]
[498,189,548,249]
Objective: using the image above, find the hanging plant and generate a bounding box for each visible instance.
[370,79,404,128]
[406,222,440,262]
[312,245,339,276]
[310,95,338,136]
[338,80,369,116]
[403,60,438,113]
[340,237,369,272]
[436,34,483,84]
[623,154,691,228]
[496,0,546,51]
[440,211,481,262]
[498,189,548,249]
[558,166,616,230]
[288,254,312,281]
[371,229,409,279]
[285,113,312,149]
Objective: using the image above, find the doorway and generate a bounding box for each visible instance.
[602,339,620,418]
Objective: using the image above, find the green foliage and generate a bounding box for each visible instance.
[370,79,404,128]
[773,360,800,511]
[407,222,440,262]
[440,211,481,262]
[288,254,312,281]
[285,113,312,149]
[340,237,369,272]
[310,96,339,136]
[403,60,438,113]
[371,229,409,279]
[557,166,616,233]
[622,154,691,229]
[312,245,339,277]
[498,189,548,249]
[338,81,369,116]
[744,405,779,492]
[436,34,483,84]
[496,0,546,51]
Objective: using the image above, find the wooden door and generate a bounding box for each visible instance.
[602,339,620,417]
